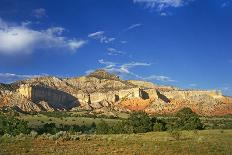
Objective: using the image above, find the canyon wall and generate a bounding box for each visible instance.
[17,84,78,109]
[162,90,223,99]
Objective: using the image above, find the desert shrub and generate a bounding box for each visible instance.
[109,121,133,134]
[174,108,204,130]
[37,123,59,135]
[0,112,30,136]
[0,133,12,143]
[153,123,166,132]
[96,111,154,134]
[29,130,38,138]
[96,120,110,134]
[0,129,4,136]
[151,117,167,132]
[128,111,153,133]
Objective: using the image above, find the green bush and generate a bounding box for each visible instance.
[37,123,59,135]
[128,111,153,133]
[153,123,166,132]
[174,108,204,130]
[96,111,154,134]
[96,120,110,134]
[109,121,133,134]
[0,112,30,136]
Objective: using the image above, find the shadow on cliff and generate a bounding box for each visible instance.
[31,86,79,110]
[157,90,170,103]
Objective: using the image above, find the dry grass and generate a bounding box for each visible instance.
[0,129,231,155]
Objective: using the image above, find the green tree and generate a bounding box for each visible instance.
[38,123,59,134]
[174,108,204,130]
[110,121,133,134]
[128,111,153,133]
[96,120,110,134]
[153,123,166,132]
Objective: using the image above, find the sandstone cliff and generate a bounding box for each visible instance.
[0,70,231,116]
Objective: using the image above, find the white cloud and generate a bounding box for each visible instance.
[33,8,47,18]
[189,83,197,87]
[126,23,142,31]
[85,69,95,75]
[68,40,86,51]
[0,18,86,55]
[88,31,115,44]
[160,12,168,16]
[98,59,116,69]
[88,31,104,38]
[107,48,125,56]
[221,1,232,8]
[220,86,232,96]
[120,41,128,44]
[143,75,175,82]
[134,0,193,12]
[98,59,150,76]
[0,73,47,83]
[88,59,175,83]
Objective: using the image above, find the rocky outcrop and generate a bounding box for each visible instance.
[0,70,231,116]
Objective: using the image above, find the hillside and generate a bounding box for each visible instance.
[0,70,232,116]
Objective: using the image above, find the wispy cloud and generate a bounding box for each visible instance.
[88,31,115,44]
[189,83,197,87]
[33,8,47,18]
[107,48,125,56]
[88,31,104,38]
[220,86,232,96]
[86,59,175,83]
[126,23,142,31]
[0,18,86,55]
[97,59,150,78]
[133,0,194,14]
[0,73,48,83]
[120,41,128,44]
[221,1,232,8]
[142,75,175,82]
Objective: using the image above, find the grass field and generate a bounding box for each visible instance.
[0,129,231,155]
[19,114,119,128]
[18,113,232,130]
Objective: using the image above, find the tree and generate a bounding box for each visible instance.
[174,108,204,130]
[110,121,133,134]
[153,123,166,132]
[151,117,167,132]
[96,120,110,134]
[128,111,153,133]
[38,123,59,134]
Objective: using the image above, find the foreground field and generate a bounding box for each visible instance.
[0,130,231,155]
[19,114,119,128]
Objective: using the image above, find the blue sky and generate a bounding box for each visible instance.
[0,0,232,96]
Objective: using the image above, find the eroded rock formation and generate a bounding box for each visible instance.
[0,70,231,116]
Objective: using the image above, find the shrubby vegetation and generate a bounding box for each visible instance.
[0,107,214,137]
[39,111,118,119]
[40,111,72,118]
[0,112,30,136]
[37,122,96,135]
[174,108,204,130]
[96,108,204,134]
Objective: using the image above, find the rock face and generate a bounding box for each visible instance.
[0,69,232,116]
